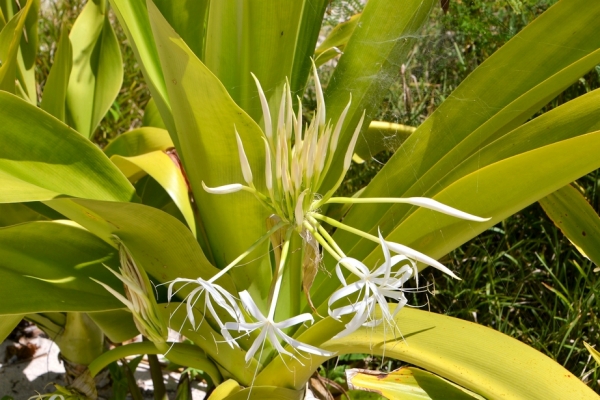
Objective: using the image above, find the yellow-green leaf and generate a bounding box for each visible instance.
[539,184,600,266]
[347,367,484,400]
[41,25,73,122]
[583,342,600,366]
[258,307,597,399]
[66,0,123,138]
[111,151,196,236]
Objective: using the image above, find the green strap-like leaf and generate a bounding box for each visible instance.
[13,0,39,104]
[258,307,597,399]
[111,151,196,237]
[288,0,329,96]
[0,314,23,342]
[40,25,73,121]
[203,0,320,122]
[142,97,167,129]
[147,2,272,297]
[0,0,33,93]
[335,0,600,263]
[539,184,600,266]
[66,0,123,138]
[222,387,303,400]
[583,342,600,366]
[0,91,136,203]
[0,203,49,227]
[347,367,484,400]
[45,198,232,298]
[108,0,178,145]
[318,0,436,194]
[0,221,126,314]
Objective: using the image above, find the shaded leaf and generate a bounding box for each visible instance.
[66,0,123,138]
[40,25,73,122]
[0,91,136,203]
[539,184,600,266]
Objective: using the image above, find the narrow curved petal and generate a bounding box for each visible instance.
[328,281,364,308]
[386,241,460,280]
[202,182,245,194]
[343,111,366,171]
[275,313,314,329]
[235,127,253,185]
[251,72,272,140]
[245,327,269,363]
[394,197,490,222]
[239,290,266,321]
[277,330,335,357]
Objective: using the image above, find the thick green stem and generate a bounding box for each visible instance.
[57,313,105,366]
[267,229,293,320]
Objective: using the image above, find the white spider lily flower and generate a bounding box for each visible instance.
[167,277,245,346]
[328,232,417,339]
[223,291,334,363]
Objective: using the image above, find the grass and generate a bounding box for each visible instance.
[26,0,600,397]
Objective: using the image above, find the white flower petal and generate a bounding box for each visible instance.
[343,111,366,171]
[328,281,364,309]
[262,137,273,191]
[235,127,253,185]
[330,95,351,152]
[202,182,244,194]
[274,313,314,329]
[239,290,267,321]
[251,72,272,140]
[278,330,335,357]
[394,197,490,222]
[245,327,269,363]
[385,241,460,280]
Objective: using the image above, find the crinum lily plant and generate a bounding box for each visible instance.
[129,65,489,365]
[4,0,600,398]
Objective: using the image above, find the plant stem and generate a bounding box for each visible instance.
[121,357,144,400]
[312,213,379,244]
[148,353,168,400]
[267,229,293,320]
[307,214,346,258]
[302,220,341,261]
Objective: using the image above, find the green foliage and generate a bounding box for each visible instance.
[2,0,600,398]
